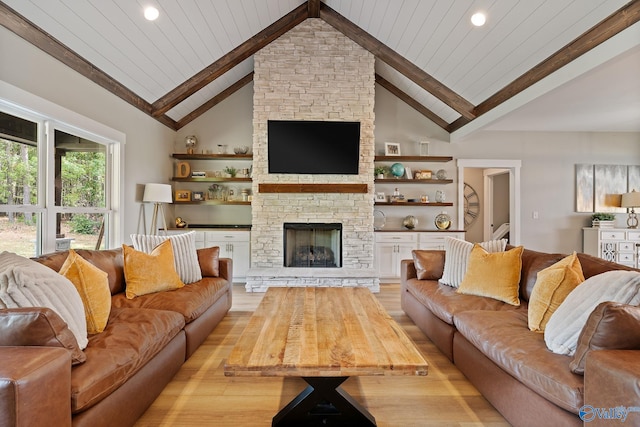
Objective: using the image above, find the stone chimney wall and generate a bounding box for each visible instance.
[250,18,376,275]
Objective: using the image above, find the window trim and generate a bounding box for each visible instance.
[0,81,125,253]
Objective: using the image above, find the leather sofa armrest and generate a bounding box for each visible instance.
[0,346,72,427]
[584,350,640,426]
[401,259,417,292]
[218,258,233,284]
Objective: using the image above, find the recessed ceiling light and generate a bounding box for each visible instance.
[471,12,486,27]
[144,6,159,21]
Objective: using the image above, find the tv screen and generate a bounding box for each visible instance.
[268,120,360,174]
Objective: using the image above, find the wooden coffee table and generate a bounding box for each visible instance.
[224,286,428,426]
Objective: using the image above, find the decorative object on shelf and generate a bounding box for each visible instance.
[375,192,386,202]
[374,165,387,179]
[390,163,405,178]
[621,189,640,228]
[143,183,173,234]
[241,188,250,201]
[175,217,187,228]
[234,146,249,154]
[418,140,430,156]
[403,215,418,230]
[415,170,432,180]
[176,162,191,178]
[192,191,204,201]
[384,142,401,156]
[435,190,446,203]
[404,167,413,179]
[175,190,192,202]
[373,210,386,230]
[435,211,452,230]
[217,144,228,154]
[436,169,447,180]
[208,184,220,200]
[464,183,480,227]
[184,135,197,154]
[391,187,405,202]
[421,195,429,203]
[191,171,206,177]
[224,166,238,177]
[591,212,616,228]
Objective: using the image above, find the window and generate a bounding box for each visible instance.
[0,101,122,257]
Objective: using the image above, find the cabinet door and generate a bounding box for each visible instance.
[396,243,415,271]
[375,243,398,279]
[228,241,251,280]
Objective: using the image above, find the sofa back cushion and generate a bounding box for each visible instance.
[34,248,125,295]
[577,252,639,278]
[516,247,566,302]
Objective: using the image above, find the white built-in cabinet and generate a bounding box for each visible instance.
[583,227,640,268]
[167,229,251,282]
[375,231,465,281]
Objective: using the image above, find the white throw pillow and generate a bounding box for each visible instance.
[544,270,640,356]
[0,251,88,349]
[130,232,202,284]
[439,237,507,287]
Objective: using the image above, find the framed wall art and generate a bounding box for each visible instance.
[384,142,401,156]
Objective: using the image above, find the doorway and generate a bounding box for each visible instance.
[457,159,521,245]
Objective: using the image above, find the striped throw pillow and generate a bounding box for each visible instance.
[439,237,507,288]
[130,232,202,284]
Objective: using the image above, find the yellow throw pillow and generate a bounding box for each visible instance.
[123,240,184,299]
[60,249,111,334]
[528,252,585,333]
[457,244,524,306]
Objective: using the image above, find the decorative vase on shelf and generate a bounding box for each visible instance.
[185,135,197,154]
[435,211,451,230]
[435,190,446,203]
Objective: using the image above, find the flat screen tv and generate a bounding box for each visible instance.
[267,120,360,174]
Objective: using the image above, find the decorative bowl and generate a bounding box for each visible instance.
[234,146,249,154]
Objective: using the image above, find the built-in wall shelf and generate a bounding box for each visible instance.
[375,178,453,184]
[172,153,252,160]
[374,202,453,207]
[374,156,453,162]
[174,200,251,206]
[171,177,252,183]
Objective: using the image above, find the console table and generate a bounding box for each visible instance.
[583,227,640,268]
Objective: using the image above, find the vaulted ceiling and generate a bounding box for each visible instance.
[1,0,639,135]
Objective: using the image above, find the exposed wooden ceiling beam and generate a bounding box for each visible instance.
[176,72,254,130]
[375,74,450,131]
[151,3,308,118]
[307,0,320,18]
[0,1,178,131]
[320,3,476,121]
[471,0,640,121]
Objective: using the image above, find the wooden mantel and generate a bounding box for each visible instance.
[258,183,368,193]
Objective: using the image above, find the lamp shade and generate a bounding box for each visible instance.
[143,183,172,203]
[621,190,640,208]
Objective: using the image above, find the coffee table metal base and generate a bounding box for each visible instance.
[272,377,376,427]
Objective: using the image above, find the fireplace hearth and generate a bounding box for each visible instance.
[284,223,342,268]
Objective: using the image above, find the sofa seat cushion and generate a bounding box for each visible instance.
[70,307,184,413]
[454,310,584,413]
[112,277,229,324]
[404,278,526,325]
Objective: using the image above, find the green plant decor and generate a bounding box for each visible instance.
[374,166,388,177]
[592,213,615,221]
[224,166,237,177]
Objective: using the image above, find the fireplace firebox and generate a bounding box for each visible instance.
[283,223,342,268]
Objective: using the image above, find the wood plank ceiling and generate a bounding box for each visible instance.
[1,0,638,132]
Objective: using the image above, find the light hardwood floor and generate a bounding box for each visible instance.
[134,284,510,427]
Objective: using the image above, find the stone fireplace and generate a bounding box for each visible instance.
[245,19,379,292]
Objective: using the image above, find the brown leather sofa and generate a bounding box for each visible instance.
[401,247,640,427]
[0,246,233,427]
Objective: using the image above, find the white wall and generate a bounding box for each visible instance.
[0,26,175,244]
[3,24,639,254]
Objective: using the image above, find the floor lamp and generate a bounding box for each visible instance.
[143,183,173,235]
